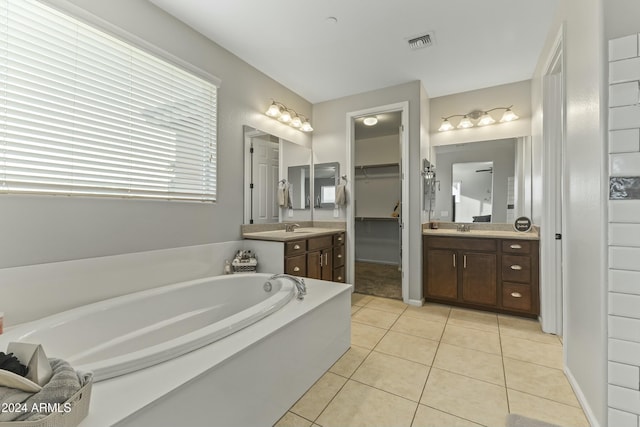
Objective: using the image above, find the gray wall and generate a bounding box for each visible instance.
[433,139,516,223]
[0,0,311,268]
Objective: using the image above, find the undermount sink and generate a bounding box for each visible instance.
[292,230,312,233]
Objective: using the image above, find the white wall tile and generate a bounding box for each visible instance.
[611,82,640,107]
[610,269,640,295]
[610,247,640,271]
[610,315,640,343]
[609,408,639,427]
[611,152,640,176]
[609,361,640,390]
[610,34,640,62]
[609,384,640,415]
[611,106,640,130]
[610,223,640,247]
[610,129,640,154]
[610,200,640,223]
[610,293,640,320]
[611,57,640,84]
[610,339,640,365]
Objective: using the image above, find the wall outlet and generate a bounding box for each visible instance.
[441,210,449,217]
[333,207,339,218]
[288,208,293,217]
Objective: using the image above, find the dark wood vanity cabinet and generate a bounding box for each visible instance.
[423,235,539,317]
[285,232,345,283]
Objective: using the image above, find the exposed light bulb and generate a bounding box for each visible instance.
[477,112,495,126]
[265,102,281,117]
[438,119,454,132]
[500,108,519,122]
[363,116,378,126]
[457,116,473,129]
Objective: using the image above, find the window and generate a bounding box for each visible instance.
[321,185,336,204]
[0,0,218,201]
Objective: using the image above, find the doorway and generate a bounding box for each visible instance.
[346,103,409,302]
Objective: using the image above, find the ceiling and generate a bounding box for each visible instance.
[150,0,559,104]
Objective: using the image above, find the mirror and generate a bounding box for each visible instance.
[429,137,532,223]
[287,165,310,210]
[313,162,340,209]
[243,125,311,224]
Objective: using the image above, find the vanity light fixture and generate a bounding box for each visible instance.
[265,100,313,132]
[438,105,519,132]
[363,116,378,126]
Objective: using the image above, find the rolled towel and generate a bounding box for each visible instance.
[335,183,347,206]
[278,182,286,207]
[0,358,92,422]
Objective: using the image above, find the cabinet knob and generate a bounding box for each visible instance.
[293,266,300,272]
[293,244,301,250]
[338,236,343,241]
[510,244,522,249]
[337,276,342,281]
[337,254,342,258]
[510,265,523,271]
[510,292,522,298]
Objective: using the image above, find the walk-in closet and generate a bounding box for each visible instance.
[353,112,402,299]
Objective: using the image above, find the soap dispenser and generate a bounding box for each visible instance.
[224,260,232,275]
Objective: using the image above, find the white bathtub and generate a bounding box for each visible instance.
[0,273,296,381]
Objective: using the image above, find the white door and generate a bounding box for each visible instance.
[250,137,279,224]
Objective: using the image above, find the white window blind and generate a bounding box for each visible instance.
[0,0,218,201]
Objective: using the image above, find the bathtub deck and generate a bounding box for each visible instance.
[78,278,352,427]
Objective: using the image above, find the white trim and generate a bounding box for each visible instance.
[346,102,410,302]
[565,366,602,427]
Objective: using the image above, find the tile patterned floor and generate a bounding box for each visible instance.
[275,293,589,427]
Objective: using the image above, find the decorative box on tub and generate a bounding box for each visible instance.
[232,250,258,273]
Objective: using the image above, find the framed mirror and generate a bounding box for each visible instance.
[287,165,310,210]
[313,162,339,209]
[243,125,311,224]
[429,137,532,223]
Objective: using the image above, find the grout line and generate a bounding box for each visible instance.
[498,318,511,414]
[419,404,491,427]
[505,386,584,409]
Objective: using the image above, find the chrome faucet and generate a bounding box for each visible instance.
[456,224,471,232]
[267,273,307,299]
[284,223,300,232]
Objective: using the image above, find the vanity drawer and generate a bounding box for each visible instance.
[333,233,345,246]
[426,236,496,252]
[502,240,531,254]
[502,282,532,312]
[308,235,333,251]
[501,255,531,283]
[285,255,306,276]
[285,240,307,256]
[333,244,345,267]
[333,266,345,283]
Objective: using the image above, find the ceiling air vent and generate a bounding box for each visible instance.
[408,32,435,50]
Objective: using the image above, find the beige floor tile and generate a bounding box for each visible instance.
[448,308,499,332]
[508,389,589,427]
[403,303,451,323]
[351,307,400,329]
[351,322,387,350]
[498,315,562,345]
[329,345,370,378]
[501,335,563,369]
[352,293,374,307]
[364,296,409,314]
[290,372,347,421]
[374,331,438,366]
[441,324,502,355]
[433,343,505,386]
[316,380,417,427]
[503,358,580,407]
[421,368,508,427]
[411,405,483,427]
[352,351,430,402]
[351,306,362,316]
[391,315,446,341]
[274,412,313,427]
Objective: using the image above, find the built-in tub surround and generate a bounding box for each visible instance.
[0,274,297,381]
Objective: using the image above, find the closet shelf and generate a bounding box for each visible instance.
[355,216,399,222]
[354,163,399,169]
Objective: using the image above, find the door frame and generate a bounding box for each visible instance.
[345,102,410,301]
[540,25,566,336]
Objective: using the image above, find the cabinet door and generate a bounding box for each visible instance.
[461,252,497,305]
[307,251,322,280]
[426,249,458,300]
[285,255,306,277]
[321,248,333,280]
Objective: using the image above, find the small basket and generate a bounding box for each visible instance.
[232,258,257,273]
[0,379,92,427]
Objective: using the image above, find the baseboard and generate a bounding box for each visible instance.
[564,366,602,427]
[406,298,424,307]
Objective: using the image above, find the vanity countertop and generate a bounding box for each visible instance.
[243,227,345,242]
[423,228,539,240]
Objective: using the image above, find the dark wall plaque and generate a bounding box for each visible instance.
[514,217,532,232]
